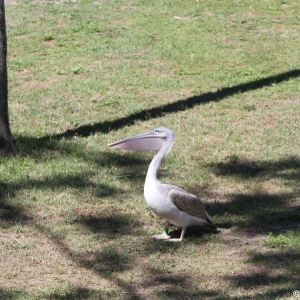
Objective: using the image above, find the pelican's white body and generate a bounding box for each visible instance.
[109,126,212,241]
[144,174,209,229]
[143,127,210,229]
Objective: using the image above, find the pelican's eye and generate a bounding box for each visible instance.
[155,129,161,133]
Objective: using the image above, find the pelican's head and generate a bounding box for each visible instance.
[108,126,175,151]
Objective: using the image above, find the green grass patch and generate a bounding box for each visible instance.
[266,231,300,249]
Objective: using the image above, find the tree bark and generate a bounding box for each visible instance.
[0,0,16,154]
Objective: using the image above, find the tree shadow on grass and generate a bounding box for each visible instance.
[35,222,143,299]
[76,213,143,239]
[0,171,110,192]
[0,204,33,229]
[12,136,150,186]
[223,249,300,299]
[0,137,150,229]
[33,209,221,299]
[209,192,300,231]
[0,170,123,228]
[82,245,131,278]
[0,288,26,300]
[36,221,132,275]
[143,268,221,300]
[8,69,300,153]
[0,181,35,228]
[43,287,109,300]
[165,224,219,241]
[196,154,300,299]
[205,154,300,233]
[137,225,218,258]
[2,70,300,299]
[210,154,300,179]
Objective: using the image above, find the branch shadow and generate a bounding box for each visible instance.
[55,69,300,138]
[14,69,300,143]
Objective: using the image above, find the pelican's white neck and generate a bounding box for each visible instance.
[145,139,174,184]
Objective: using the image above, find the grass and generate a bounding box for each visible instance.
[1,0,300,299]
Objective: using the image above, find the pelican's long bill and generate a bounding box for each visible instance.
[108,129,164,151]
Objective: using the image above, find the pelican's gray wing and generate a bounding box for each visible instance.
[169,189,208,220]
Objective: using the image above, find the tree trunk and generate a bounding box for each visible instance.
[0,0,16,154]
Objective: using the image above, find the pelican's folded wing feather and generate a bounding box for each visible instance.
[169,189,207,220]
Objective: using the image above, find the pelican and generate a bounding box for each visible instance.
[109,127,213,242]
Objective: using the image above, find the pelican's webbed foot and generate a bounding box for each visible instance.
[151,221,171,240]
[151,233,171,240]
[165,227,186,242]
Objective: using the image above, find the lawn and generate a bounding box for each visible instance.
[1,0,299,299]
